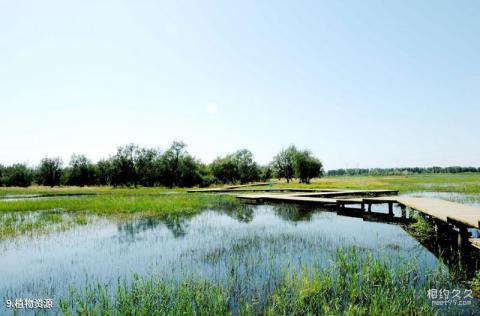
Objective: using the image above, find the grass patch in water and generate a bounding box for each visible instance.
[407,211,435,242]
[0,193,238,215]
[0,210,91,239]
[57,248,468,315]
[0,194,239,238]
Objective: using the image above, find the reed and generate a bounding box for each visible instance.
[57,248,467,315]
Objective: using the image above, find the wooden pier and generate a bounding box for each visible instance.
[187,187,351,193]
[190,183,480,246]
[236,190,480,247]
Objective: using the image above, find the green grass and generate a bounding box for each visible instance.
[0,185,185,197]
[467,271,480,298]
[406,211,436,242]
[0,210,90,239]
[267,173,480,193]
[57,248,461,316]
[0,194,238,238]
[0,193,237,215]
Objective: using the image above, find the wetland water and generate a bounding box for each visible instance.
[1,192,480,314]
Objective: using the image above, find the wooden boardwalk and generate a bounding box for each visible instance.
[236,189,397,204]
[395,197,480,229]
[193,183,480,235]
[188,187,397,195]
[237,194,338,205]
[188,187,349,193]
[287,189,398,198]
[236,190,480,248]
[237,193,480,229]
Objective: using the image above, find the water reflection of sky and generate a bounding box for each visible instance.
[0,204,442,314]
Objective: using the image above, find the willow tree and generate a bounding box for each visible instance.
[272,146,297,183]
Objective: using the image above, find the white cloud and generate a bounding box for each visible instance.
[207,102,218,114]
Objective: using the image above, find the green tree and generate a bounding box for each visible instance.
[176,155,203,187]
[66,154,96,186]
[258,165,273,181]
[232,149,259,184]
[211,155,239,184]
[159,141,206,188]
[136,148,161,186]
[272,146,297,183]
[294,150,324,184]
[96,159,113,185]
[159,141,186,187]
[110,144,139,187]
[210,149,260,184]
[2,164,33,187]
[0,164,4,186]
[37,158,63,187]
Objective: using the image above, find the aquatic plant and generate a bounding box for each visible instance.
[408,210,435,242]
[0,193,238,215]
[56,248,471,315]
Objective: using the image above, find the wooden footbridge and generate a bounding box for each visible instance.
[189,185,480,247]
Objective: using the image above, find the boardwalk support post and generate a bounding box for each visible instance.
[388,202,393,216]
[457,225,470,247]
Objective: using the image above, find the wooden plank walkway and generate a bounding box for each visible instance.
[237,192,480,249]
[237,194,338,205]
[188,187,356,193]
[234,188,351,193]
[287,189,398,198]
[470,238,480,250]
[187,182,271,193]
[189,188,397,195]
[237,193,480,229]
[395,197,480,229]
[341,196,480,228]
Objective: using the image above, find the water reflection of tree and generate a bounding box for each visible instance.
[117,214,193,240]
[218,203,254,223]
[272,204,314,222]
[163,215,190,238]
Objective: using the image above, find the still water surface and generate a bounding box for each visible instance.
[1,192,480,314]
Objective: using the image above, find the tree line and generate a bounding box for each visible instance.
[327,166,480,176]
[0,143,324,188]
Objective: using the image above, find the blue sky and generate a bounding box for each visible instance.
[1,0,479,170]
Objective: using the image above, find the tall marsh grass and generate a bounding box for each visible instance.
[57,248,468,316]
[0,193,238,215]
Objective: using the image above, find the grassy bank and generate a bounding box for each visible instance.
[57,248,461,316]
